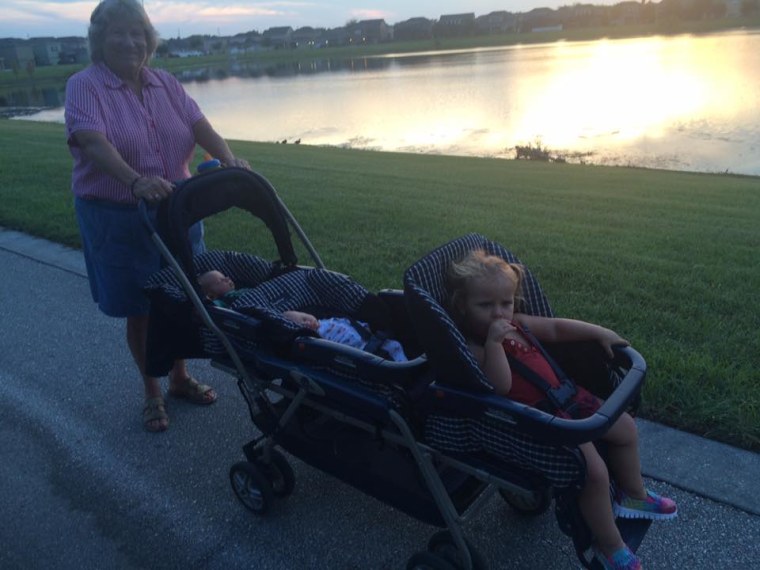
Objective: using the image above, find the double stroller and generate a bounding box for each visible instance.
[141,167,651,569]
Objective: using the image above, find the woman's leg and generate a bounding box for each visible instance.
[126,314,161,397]
[126,314,167,431]
[168,361,217,403]
[128,314,215,407]
[578,442,625,556]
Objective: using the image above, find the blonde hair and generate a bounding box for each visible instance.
[446,249,525,322]
[88,0,159,63]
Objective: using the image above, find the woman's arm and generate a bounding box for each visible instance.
[71,130,172,201]
[72,130,141,187]
[193,118,250,169]
[516,314,629,357]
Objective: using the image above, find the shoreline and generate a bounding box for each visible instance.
[1,17,759,87]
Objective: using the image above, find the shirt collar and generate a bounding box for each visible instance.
[95,62,160,89]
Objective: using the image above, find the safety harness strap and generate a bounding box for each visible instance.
[506,324,578,412]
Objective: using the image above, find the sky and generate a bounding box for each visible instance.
[0,0,619,40]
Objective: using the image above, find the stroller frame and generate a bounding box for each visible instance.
[140,167,651,570]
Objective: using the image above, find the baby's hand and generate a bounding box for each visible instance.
[283,310,319,330]
[598,329,630,358]
[487,319,515,345]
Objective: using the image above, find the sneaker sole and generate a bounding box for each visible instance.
[592,548,642,570]
[613,502,678,520]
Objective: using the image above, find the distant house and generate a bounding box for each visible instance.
[394,17,434,41]
[346,19,393,44]
[292,27,323,48]
[520,8,562,33]
[227,33,262,55]
[30,37,62,66]
[725,0,743,17]
[58,36,89,64]
[321,27,349,47]
[263,26,294,48]
[0,40,35,71]
[435,13,476,37]
[475,11,518,34]
[202,36,227,54]
[610,1,644,25]
[169,49,204,58]
[556,4,608,29]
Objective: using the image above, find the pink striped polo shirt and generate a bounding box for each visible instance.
[65,62,205,203]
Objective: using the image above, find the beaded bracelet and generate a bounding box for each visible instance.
[130,176,143,196]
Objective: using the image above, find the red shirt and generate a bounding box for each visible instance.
[502,327,601,419]
[503,336,560,408]
[65,62,204,204]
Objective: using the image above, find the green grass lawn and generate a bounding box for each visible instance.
[2,119,758,451]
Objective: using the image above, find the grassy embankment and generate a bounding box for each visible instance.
[1,119,758,451]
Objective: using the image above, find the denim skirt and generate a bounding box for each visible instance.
[75,197,205,317]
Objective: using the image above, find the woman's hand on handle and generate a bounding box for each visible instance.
[132,176,174,203]
[224,156,251,169]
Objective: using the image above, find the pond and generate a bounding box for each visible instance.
[9,29,760,176]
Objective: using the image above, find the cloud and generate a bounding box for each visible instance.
[4,0,95,24]
[143,1,317,34]
[0,0,360,38]
[349,9,392,21]
[148,2,282,23]
[0,1,95,37]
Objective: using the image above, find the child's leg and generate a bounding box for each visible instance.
[578,442,625,556]
[601,412,678,521]
[599,412,646,498]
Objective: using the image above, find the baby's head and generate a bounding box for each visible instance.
[282,310,320,331]
[198,270,235,300]
[446,249,524,327]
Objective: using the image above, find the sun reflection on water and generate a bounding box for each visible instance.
[14,31,760,174]
[510,37,722,151]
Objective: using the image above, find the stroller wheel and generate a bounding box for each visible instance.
[499,486,552,516]
[427,530,487,570]
[259,449,295,498]
[407,551,458,570]
[229,461,274,515]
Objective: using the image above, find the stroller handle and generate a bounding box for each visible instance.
[544,344,646,442]
[137,197,154,231]
[424,345,646,446]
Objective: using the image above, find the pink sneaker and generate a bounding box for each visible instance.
[614,488,678,521]
[593,545,642,570]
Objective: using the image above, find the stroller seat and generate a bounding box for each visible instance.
[143,249,276,376]
[405,233,588,489]
[145,252,428,393]
[404,233,652,566]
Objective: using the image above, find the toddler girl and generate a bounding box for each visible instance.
[447,250,676,570]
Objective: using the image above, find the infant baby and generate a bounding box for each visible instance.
[198,270,408,362]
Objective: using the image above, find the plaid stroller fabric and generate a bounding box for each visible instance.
[145,254,371,355]
[404,234,585,489]
[224,267,421,400]
[230,267,370,325]
[142,250,276,375]
[144,249,275,304]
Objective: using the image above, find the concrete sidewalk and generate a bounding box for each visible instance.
[2,226,758,518]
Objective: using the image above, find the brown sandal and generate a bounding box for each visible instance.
[143,397,169,432]
[168,377,217,405]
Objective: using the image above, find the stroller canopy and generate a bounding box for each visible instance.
[154,167,298,279]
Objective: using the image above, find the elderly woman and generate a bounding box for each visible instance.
[65,0,249,432]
